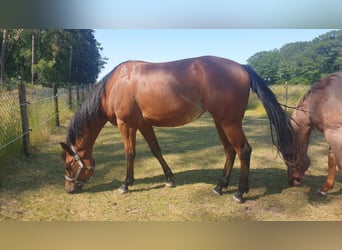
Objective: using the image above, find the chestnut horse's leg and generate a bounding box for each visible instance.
[117,120,137,194]
[139,125,175,187]
[215,121,252,203]
[319,147,336,195]
[320,129,342,195]
[213,121,236,195]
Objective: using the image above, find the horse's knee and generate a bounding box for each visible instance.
[125,152,136,160]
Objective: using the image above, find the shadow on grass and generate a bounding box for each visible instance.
[85,167,334,202]
[305,175,342,205]
[0,112,336,205]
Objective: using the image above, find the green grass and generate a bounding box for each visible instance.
[0,84,341,221]
[0,89,22,158]
[0,84,75,159]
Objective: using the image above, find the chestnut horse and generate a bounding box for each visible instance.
[60,56,293,203]
[286,72,342,195]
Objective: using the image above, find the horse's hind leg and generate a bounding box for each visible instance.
[214,120,252,203]
[213,121,237,195]
[319,147,336,195]
[139,125,175,187]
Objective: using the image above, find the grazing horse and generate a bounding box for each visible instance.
[286,72,342,195]
[60,56,293,203]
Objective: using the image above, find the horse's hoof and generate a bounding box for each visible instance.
[118,184,129,194]
[232,193,245,203]
[317,189,327,196]
[212,187,222,196]
[165,181,176,188]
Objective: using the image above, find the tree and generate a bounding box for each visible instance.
[67,29,106,83]
[247,30,342,85]
[277,42,310,84]
[312,30,342,74]
[35,29,106,84]
[1,29,106,85]
[0,29,7,84]
[0,29,23,84]
[247,49,280,83]
[4,29,32,82]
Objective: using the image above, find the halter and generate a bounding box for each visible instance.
[64,145,95,186]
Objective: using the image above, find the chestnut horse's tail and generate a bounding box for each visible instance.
[242,64,293,159]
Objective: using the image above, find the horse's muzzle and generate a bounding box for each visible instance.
[65,184,83,194]
[287,177,301,186]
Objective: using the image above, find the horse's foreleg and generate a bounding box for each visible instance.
[320,130,342,195]
[319,147,337,195]
[139,126,175,187]
[118,121,137,194]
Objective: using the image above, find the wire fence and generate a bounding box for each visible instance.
[0,82,95,158]
[0,88,22,154]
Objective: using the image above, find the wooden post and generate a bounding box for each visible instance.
[31,32,35,84]
[18,79,30,156]
[284,81,288,111]
[81,83,85,101]
[76,82,80,105]
[53,84,60,127]
[68,82,72,109]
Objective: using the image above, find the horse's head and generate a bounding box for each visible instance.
[60,142,95,194]
[282,112,311,186]
[285,153,310,186]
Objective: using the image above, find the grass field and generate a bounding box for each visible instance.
[1,84,342,221]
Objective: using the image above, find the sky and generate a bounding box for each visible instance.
[1,1,340,82]
[94,29,334,80]
[33,0,341,29]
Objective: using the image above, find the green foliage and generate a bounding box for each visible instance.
[247,30,342,84]
[247,50,281,83]
[1,29,106,84]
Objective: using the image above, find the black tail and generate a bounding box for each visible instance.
[242,65,293,159]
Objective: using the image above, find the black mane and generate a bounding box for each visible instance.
[66,72,113,144]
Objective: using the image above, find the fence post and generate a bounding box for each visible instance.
[68,82,72,109]
[284,81,288,111]
[76,82,80,105]
[18,79,30,156]
[81,83,85,101]
[53,84,60,127]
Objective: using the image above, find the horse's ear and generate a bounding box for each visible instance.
[60,142,74,155]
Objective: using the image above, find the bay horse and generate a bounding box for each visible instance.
[60,56,293,203]
[286,72,342,195]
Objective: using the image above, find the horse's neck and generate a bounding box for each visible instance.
[74,119,107,156]
[291,108,312,159]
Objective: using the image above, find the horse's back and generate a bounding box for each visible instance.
[105,56,250,127]
[308,72,342,130]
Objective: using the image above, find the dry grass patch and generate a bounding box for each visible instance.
[1,85,342,221]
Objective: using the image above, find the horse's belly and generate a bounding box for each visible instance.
[141,102,205,127]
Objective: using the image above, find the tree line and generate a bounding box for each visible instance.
[0,29,106,85]
[247,30,342,84]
